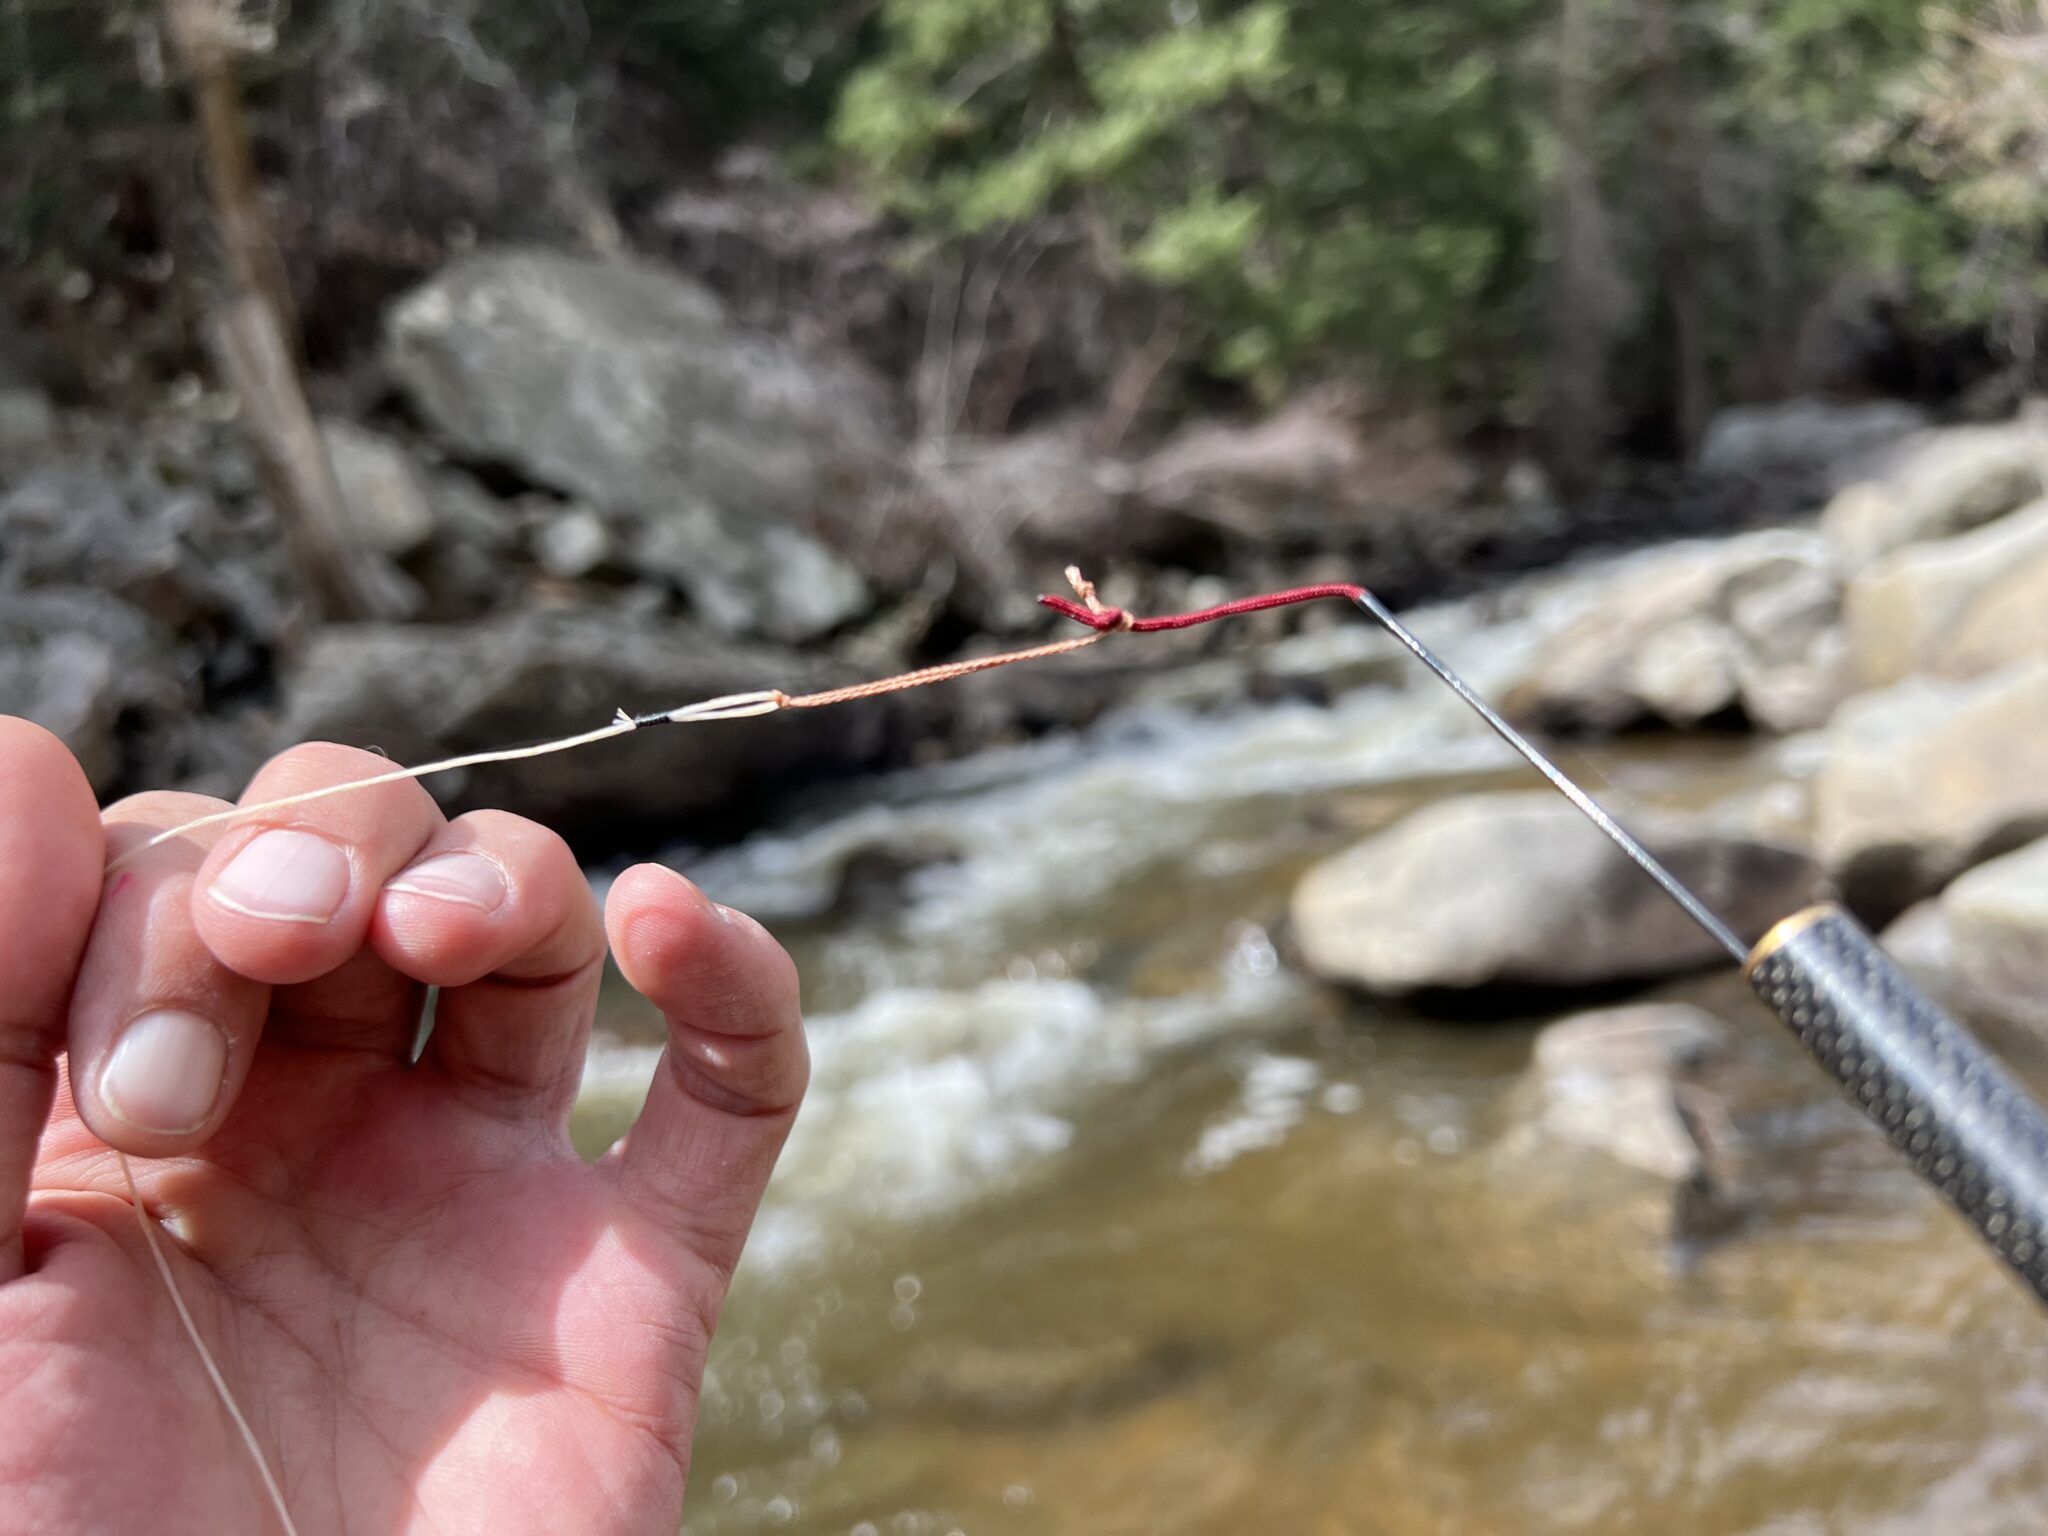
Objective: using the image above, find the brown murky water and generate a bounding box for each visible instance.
[570,585,2048,1535]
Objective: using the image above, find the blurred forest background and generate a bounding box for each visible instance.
[12,0,2047,442]
[2,0,2047,837]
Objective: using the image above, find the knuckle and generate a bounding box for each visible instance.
[457,808,575,868]
[252,739,401,794]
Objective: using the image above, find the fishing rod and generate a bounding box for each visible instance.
[1041,574,2048,1309]
[140,566,2048,1307]
[1347,586,2048,1308]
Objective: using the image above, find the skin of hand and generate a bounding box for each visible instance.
[0,717,808,1534]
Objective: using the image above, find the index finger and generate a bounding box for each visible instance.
[188,743,446,986]
[0,719,103,1279]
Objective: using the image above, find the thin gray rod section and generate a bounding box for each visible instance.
[1349,589,1750,965]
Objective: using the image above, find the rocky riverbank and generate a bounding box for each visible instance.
[4,244,1856,852]
[1281,406,2048,1235]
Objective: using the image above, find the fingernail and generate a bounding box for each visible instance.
[101,1010,229,1135]
[208,829,350,924]
[386,853,508,912]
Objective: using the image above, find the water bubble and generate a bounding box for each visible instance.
[893,1274,923,1303]
[888,1303,918,1331]
[764,1494,797,1526]
[781,1337,809,1367]
[1321,1083,1365,1115]
[811,1427,843,1465]
[758,1390,786,1421]
[1227,925,1278,977]
[852,1525,878,1536]
[711,1475,739,1503]
[1002,1483,1033,1507]
[1427,1124,1464,1155]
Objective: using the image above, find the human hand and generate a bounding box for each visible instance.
[0,719,807,1534]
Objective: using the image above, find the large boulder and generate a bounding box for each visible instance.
[1941,838,2048,1038]
[1814,658,2048,914]
[1843,497,2048,685]
[385,249,887,642]
[1821,418,2048,568]
[1289,792,1820,993]
[279,609,902,848]
[1931,533,2048,681]
[1507,530,1848,733]
[1134,391,1479,547]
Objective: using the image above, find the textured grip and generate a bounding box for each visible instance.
[1748,903,2048,1306]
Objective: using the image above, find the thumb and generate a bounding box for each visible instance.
[0,719,105,1281]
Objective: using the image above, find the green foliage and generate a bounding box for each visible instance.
[834,0,1547,399]
[838,0,2048,422]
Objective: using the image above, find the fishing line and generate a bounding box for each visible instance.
[118,1151,300,1536]
[106,563,1651,1529]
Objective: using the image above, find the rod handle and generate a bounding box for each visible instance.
[1746,903,2048,1306]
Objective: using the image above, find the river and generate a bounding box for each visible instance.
[569,552,2048,1535]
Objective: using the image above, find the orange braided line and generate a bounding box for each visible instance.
[781,631,1107,709]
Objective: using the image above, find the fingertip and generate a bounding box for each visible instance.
[603,864,720,983]
[605,865,801,1045]
[372,851,516,988]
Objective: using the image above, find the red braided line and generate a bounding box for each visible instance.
[1038,582,1367,633]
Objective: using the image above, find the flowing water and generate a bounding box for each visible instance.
[569,552,2048,1535]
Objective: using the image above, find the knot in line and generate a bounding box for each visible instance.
[1038,569,1368,635]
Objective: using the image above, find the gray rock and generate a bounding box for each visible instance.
[1880,899,1955,987]
[320,418,437,556]
[0,386,59,466]
[1931,530,2048,681]
[533,504,612,580]
[1495,1002,1750,1246]
[1843,497,2048,686]
[279,608,895,842]
[385,248,894,639]
[1815,658,2048,913]
[1290,792,1821,993]
[1508,530,1848,733]
[1821,419,2048,567]
[1942,837,2048,1037]
[631,503,869,644]
[0,588,191,791]
[1696,398,1924,481]
[1137,392,1478,542]
[1522,1004,1729,1180]
[0,457,296,648]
